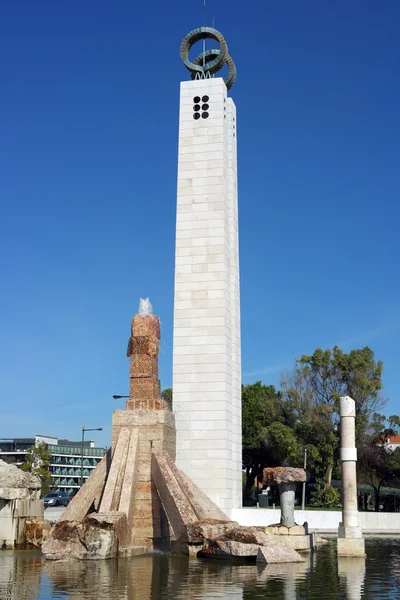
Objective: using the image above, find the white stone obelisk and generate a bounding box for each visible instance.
[172,77,242,512]
[337,396,365,556]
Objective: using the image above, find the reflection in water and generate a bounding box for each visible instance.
[0,551,41,600]
[44,560,119,599]
[258,557,312,600]
[0,539,399,599]
[338,557,366,600]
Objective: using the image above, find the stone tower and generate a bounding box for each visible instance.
[126,304,167,411]
[172,27,242,512]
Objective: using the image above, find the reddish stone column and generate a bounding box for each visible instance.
[126,314,167,411]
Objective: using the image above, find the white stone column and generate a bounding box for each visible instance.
[337,396,365,556]
[172,78,242,512]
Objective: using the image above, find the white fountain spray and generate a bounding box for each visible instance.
[138,297,153,316]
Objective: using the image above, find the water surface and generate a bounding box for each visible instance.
[0,539,399,599]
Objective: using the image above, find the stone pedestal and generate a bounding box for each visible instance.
[264,524,316,551]
[263,468,306,528]
[337,396,365,557]
[43,409,177,558]
[110,409,176,549]
[0,459,43,548]
[43,303,313,564]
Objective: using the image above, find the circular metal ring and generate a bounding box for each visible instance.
[192,48,236,91]
[224,54,237,91]
[180,27,236,90]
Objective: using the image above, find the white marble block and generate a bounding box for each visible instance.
[173,78,242,511]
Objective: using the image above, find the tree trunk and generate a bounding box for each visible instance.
[374,486,380,512]
[325,465,333,487]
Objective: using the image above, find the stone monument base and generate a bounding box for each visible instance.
[264,524,316,551]
[337,536,365,557]
[42,306,313,564]
[338,522,366,556]
[109,409,176,549]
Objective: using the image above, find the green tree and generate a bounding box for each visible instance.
[20,443,53,496]
[310,483,341,507]
[358,416,400,511]
[242,382,301,504]
[161,388,173,410]
[281,346,385,484]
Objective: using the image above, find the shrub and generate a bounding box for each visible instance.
[310,484,341,508]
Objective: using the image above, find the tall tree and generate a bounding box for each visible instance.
[280,346,385,483]
[241,382,301,503]
[358,416,400,511]
[20,443,53,496]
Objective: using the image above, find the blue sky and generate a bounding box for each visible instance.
[1,1,399,447]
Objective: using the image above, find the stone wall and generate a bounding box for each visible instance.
[0,459,43,548]
[0,499,43,548]
[230,508,400,533]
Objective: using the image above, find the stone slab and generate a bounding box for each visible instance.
[118,545,149,557]
[42,513,127,561]
[337,537,366,556]
[118,429,139,526]
[151,452,198,540]
[186,521,239,543]
[25,518,51,548]
[60,450,111,523]
[265,524,307,536]
[263,467,306,486]
[112,410,176,450]
[99,428,130,513]
[165,453,229,522]
[265,533,315,551]
[0,459,41,500]
[256,546,305,564]
[200,539,260,558]
[225,526,274,546]
[14,499,44,518]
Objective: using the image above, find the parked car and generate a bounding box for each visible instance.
[43,492,70,507]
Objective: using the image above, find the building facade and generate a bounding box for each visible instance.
[0,435,106,494]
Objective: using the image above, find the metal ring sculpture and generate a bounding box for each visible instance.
[180,27,237,90]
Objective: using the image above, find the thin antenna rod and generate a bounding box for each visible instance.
[203,0,207,69]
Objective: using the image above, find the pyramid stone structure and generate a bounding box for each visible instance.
[42,306,232,558]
